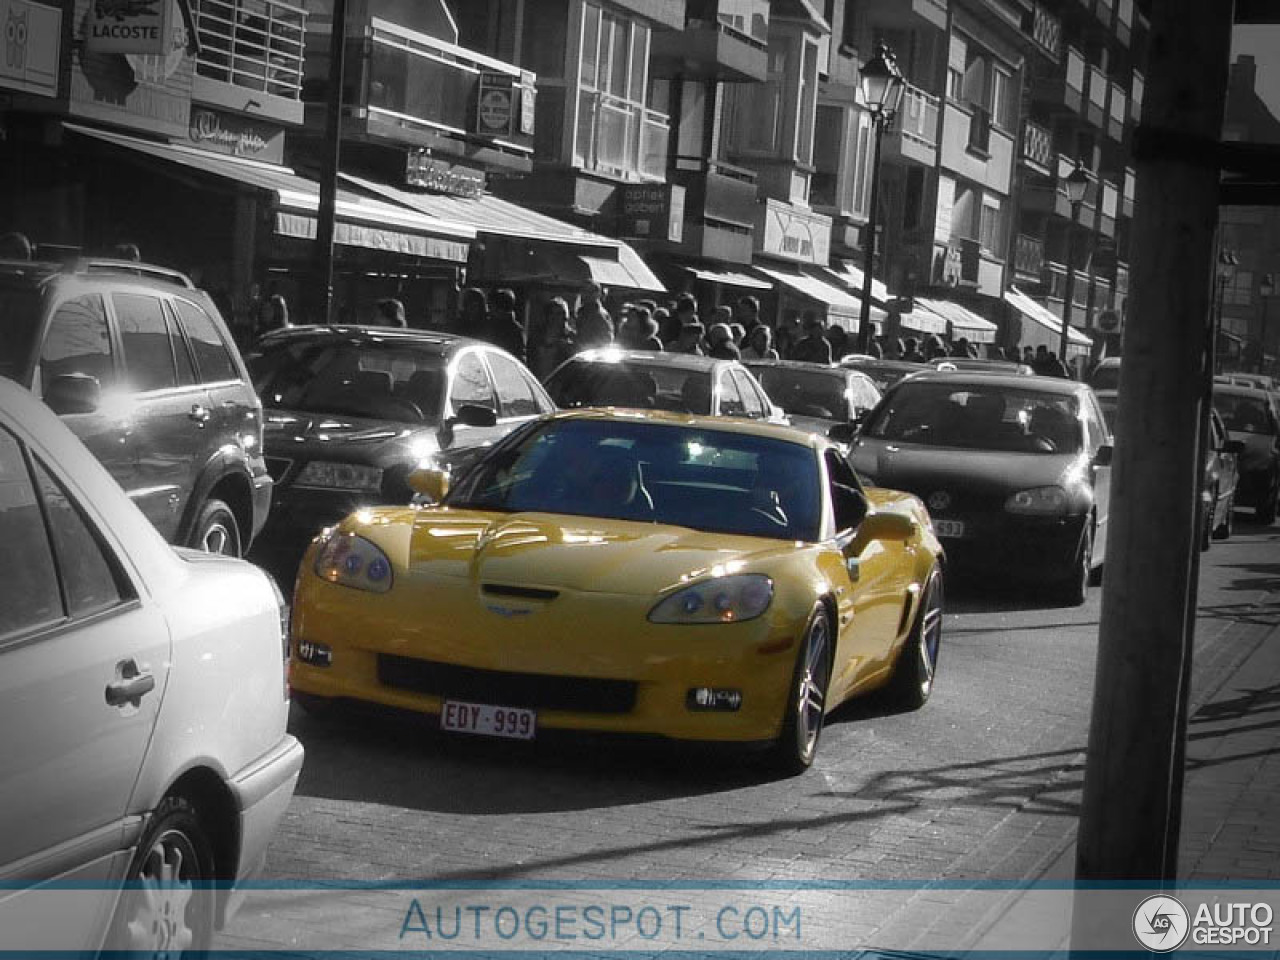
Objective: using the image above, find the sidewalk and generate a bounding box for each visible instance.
[966,581,1280,952]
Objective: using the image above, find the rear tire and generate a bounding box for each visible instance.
[1057,524,1092,606]
[1258,479,1278,525]
[770,606,832,776]
[190,498,242,557]
[883,566,944,710]
[1213,493,1234,540]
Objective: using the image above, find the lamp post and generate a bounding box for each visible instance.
[1215,248,1238,376]
[855,44,905,355]
[1057,161,1091,367]
[1258,272,1274,374]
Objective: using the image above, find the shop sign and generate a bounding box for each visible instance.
[756,200,830,265]
[405,149,486,199]
[518,83,535,136]
[86,0,171,54]
[0,0,60,97]
[619,183,684,243]
[187,107,285,163]
[476,72,514,137]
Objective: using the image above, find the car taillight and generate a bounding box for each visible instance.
[266,574,290,700]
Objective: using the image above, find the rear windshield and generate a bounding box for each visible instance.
[1089,364,1121,391]
[0,286,44,383]
[1214,393,1276,434]
[546,358,712,414]
[752,368,849,421]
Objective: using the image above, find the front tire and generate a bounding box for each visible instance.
[884,566,944,710]
[770,606,832,776]
[190,498,242,557]
[108,795,215,957]
[1057,524,1093,606]
[1213,492,1234,540]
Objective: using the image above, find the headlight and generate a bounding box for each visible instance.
[314,532,394,593]
[295,461,384,492]
[1005,486,1069,516]
[648,574,774,624]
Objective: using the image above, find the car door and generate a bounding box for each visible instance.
[443,349,505,451]
[110,291,211,542]
[0,424,169,943]
[484,349,554,429]
[172,295,255,471]
[824,450,913,700]
[1083,392,1112,564]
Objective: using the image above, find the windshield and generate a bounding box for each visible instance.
[247,339,448,424]
[865,381,1083,454]
[752,368,848,421]
[546,359,712,414]
[446,418,822,541]
[0,286,44,383]
[1214,393,1276,435]
[1089,364,1121,391]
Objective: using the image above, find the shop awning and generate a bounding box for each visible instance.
[825,260,892,304]
[66,123,473,262]
[1005,286,1091,350]
[896,303,949,335]
[686,266,772,290]
[914,296,999,344]
[755,266,883,330]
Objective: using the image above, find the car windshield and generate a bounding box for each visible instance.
[1090,364,1121,391]
[247,339,447,424]
[1214,394,1275,435]
[845,361,918,391]
[0,285,44,382]
[446,418,822,541]
[546,358,712,414]
[752,368,848,421]
[864,381,1083,454]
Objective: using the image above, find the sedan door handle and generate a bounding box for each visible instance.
[188,404,211,427]
[105,660,156,708]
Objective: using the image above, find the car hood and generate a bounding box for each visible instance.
[263,409,441,468]
[356,507,804,596]
[850,437,1086,497]
[783,413,839,439]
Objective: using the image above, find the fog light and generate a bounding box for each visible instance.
[296,638,332,667]
[687,687,743,711]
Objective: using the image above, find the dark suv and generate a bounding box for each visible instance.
[0,259,271,555]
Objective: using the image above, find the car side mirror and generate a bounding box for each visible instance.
[828,422,859,444]
[1224,439,1245,455]
[859,509,918,542]
[407,466,450,503]
[454,403,498,428]
[44,373,101,415]
[1093,444,1114,467]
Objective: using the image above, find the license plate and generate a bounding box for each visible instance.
[934,519,966,538]
[440,700,536,740]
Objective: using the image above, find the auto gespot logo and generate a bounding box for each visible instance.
[1133,895,1275,951]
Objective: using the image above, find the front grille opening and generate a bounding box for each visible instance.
[482,583,560,601]
[378,655,636,714]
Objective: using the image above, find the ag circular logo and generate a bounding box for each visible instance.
[1133,895,1190,952]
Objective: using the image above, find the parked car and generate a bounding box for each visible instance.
[0,375,302,954]
[289,410,945,774]
[546,348,784,422]
[1212,383,1280,524]
[744,359,881,440]
[0,257,271,556]
[244,325,555,547]
[1088,357,1122,392]
[1201,408,1242,547]
[839,355,933,392]
[849,373,1113,604]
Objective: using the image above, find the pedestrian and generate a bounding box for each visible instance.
[776,310,803,359]
[457,287,488,335]
[634,308,664,352]
[707,322,740,360]
[887,337,905,360]
[865,338,883,359]
[375,298,408,328]
[901,337,925,363]
[790,312,833,364]
[737,296,763,335]
[0,231,32,260]
[741,324,779,361]
[1043,351,1070,378]
[485,287,526,360]
[576,283,614,349]
[673,320,705,355]
[655,307,679,345]
[528,297,576,381]
[256,293,291,337]
[924,334,948,360]
[113,242,142,262]
[729,322,746,347]
[826,324,851,362]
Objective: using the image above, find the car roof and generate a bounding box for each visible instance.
[743,359,846,375]
[569,348,725,371]
[539,406,826,449]
[842,357,931,372]
[1214,382,1275,401]
[252,325,493,357]
[895,371,1088,395]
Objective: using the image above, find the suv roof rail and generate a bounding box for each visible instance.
[66,258,196,289]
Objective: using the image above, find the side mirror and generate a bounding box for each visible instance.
[1224,439,1245,455]
[828,422,859,444]
[454,404,498,428]
[1093,444,1114,468]
[44,373,101,415]
[407,466,450,503]
[859,509,918,542]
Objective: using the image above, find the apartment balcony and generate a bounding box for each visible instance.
[1122,166,1136,219]
[1026,3,1062,61]
[1021,119,1054,175]
[1085,64,1108,129]
[1099,179,1119,238]
[1024,154,1099,229]
[1014,233,1045,282]
[855,0,948,32]
[1107,82,1127,141]
[883,84,939,167]
[651,0,768,83]
[194,0,307,124]
[333,18,536,167]
[1034,45,1085,114]
[1130,71,1144,123]
[1115,0,1133,45]
[670,156,759,262]
[576,92,671,182]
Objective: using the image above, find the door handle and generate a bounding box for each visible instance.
[188,404,211,427]
[105,660,156,708]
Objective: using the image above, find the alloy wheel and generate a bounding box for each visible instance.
[795,614,831,757]
[121,827,200,955]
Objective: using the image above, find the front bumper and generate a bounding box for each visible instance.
[1237,466,1278,510]
[932,512,1087,583]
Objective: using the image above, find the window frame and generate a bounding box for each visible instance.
[111,291,181,395]
[37,292,117,400]
[447,348,500,417]
[172,296,242,386]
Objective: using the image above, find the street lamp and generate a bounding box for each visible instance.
[1057,161,1091,367]
[1258,272,1275,374]
[856,44,905,354]
[1215,248,1238,376]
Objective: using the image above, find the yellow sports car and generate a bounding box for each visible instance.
[289,410,945,773]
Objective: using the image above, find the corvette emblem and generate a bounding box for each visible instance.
[927,491,952,512]
[485,604,532,618]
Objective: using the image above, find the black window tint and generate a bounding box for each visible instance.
[450,353,496,411]
[114,293,176,392]
[33,459,128,618]
[488,352,542,418]
[40,295,114,395]
[0,429,62,638]
[166,306,197,386]
[174,299,238,383]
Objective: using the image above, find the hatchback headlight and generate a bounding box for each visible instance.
[1005,486,1069,516]
[296,461,384,492]
[314,532,394,593]
[648,575,774,624]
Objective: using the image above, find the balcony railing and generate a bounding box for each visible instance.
[196,0,307,100]
[899,84,940,149]
[1022,119,1053,170]
[1014,233,1045,277]
[696,0,770,46]
[1029,3,1062,59]
[577,91,671,182]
